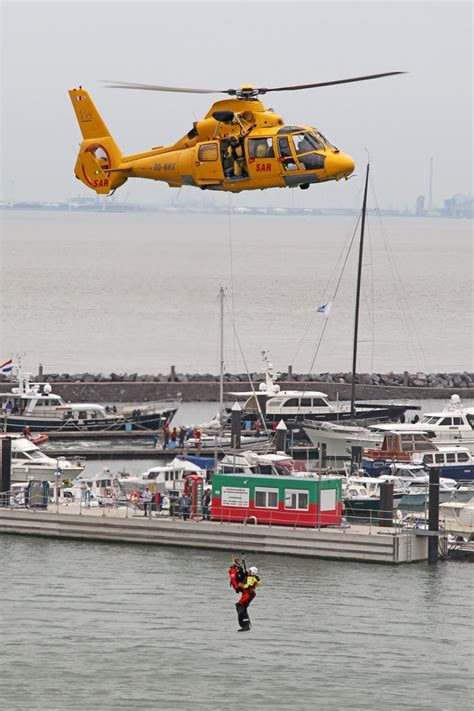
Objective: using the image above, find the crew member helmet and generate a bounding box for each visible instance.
[249,566,258,575]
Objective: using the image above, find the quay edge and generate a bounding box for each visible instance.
[0,380,472,403]
[0,509,428,564]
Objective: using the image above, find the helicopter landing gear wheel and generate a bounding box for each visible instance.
[299,183,310,190]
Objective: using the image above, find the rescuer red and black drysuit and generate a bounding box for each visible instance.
[228,560,261,631]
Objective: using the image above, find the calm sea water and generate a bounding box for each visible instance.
[1,536,472,711]
[1,211,472,375]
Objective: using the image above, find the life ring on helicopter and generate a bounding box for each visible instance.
[129,491,140,504]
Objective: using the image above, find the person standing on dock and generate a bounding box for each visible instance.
[163,424,170,450]
[141,487,153,517]
[178,426,186,448]
[170,427,177,448]
[202,488,211,520]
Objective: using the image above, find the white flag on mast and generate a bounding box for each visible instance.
[316,301,332,317]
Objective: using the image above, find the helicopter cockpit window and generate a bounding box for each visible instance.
[248,138,275,159]
[292,132,323,154]
[198,143,218,162]
[315,130,337,149]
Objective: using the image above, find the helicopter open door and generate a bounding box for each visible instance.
[194,142,224,185]
[246,137,280,183]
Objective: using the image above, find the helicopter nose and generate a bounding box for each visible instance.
[325,152,355,180]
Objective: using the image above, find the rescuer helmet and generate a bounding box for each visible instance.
[249,566,258,575]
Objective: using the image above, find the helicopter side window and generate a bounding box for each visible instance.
[248,138,275,159]
[198,143,218,162]
[277,138,298,171]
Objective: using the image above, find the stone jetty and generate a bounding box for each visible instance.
[1,368,473,402]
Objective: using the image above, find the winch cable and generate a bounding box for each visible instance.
[223,294,270,437]
[227,194,238,372]
[369,176,429,372]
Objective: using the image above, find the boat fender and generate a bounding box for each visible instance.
[129,491,140,504]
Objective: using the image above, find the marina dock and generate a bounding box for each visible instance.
[0,505,429,564]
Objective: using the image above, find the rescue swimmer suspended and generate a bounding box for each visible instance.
[69,72,404,196]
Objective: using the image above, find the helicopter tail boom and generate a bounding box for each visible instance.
[69,87,127,194]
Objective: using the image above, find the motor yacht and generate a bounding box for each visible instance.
[227,357,415,437]
[1,434,84,483]
[0,367,178,433]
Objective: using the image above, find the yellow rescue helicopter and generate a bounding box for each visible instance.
[69,73,403,195]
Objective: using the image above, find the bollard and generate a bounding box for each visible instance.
[274,420,287,453]
[428,468,440,564]
[231,401,242,451]
[379,481,394,527]
[1,438,12,506]
[351,446,363,474]
[320,443,327,465]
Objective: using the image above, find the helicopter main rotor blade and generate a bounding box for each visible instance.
[102,80,230,94]
[256,72,406,94]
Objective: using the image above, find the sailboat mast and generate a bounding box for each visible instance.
[350,162,370,417]
[219,286,225,417]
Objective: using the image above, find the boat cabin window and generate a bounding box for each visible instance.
[78,411,88,419]
[15,452,29,460]
[446,452,456,463]
[198,143,218,162]
[439,417,453,426]
[221,465,238,474]
[281,398,300,408]
[258,465,273,476]
[254,487,279,508]
[452,417,462,425]
[423,454,434,464]
[435,453,444,464]
[248,138,274,158]
[284,490,309,510]
[458,452,469,463]
[300,398,312,407]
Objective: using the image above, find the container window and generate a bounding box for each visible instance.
[320,489,337,511]
[255,487,279,508]
[198,143,218,162]
[284,490,309,510]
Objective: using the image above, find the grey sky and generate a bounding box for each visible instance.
[2,1,472,209]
